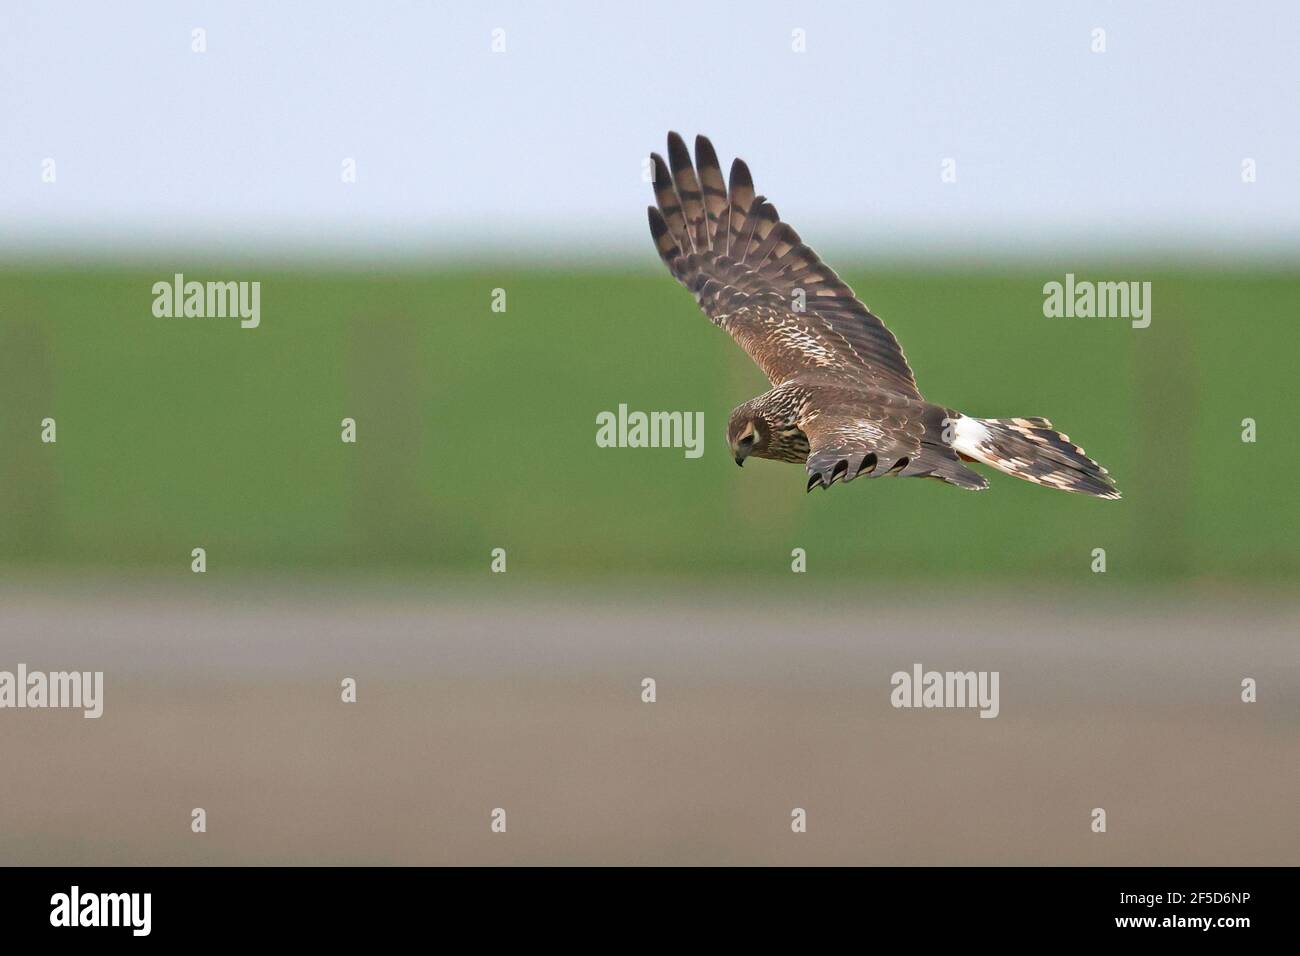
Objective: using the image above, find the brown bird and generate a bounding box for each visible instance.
[647,132,1120,499]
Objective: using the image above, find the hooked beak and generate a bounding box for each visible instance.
[734,455,745,467]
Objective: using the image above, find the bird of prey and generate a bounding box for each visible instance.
[647,132,1120,499]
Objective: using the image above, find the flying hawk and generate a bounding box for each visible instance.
[647,132,1120,499]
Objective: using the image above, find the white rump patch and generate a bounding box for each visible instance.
[951,415,996,465]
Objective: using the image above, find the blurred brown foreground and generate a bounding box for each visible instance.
[1,575,1295,866]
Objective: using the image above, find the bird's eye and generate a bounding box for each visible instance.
[740,434,755,448]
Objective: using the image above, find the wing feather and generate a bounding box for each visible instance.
[666,131,707,252]
[693,135,728,248]
[726,158,755,255]
[648,132,921,399]
[799,392,987,492]
[649,153,690,253]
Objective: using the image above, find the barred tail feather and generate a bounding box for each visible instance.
[952,416,1120,500]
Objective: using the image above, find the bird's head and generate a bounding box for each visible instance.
[727,412,769,467]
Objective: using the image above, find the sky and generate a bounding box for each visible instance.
[1,0,1297,262]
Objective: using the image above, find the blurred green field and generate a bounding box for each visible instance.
[1,263,1295,584]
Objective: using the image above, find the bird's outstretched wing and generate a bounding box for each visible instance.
[648,132,921,400]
